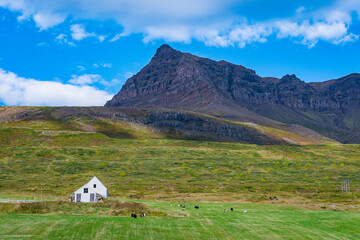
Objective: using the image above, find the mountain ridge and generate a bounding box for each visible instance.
[106,44,360,143]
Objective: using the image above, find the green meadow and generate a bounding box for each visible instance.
[1,201,360,240]
[1,118,360,206]
[0,115,360,239]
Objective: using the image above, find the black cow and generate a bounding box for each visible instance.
[195,206,199,209]
[230,208,234,211]
[131,213,137,218]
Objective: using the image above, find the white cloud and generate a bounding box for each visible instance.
[332,33,359,45]
[124,72,134,79]
[195,29,229,47]
[0,0,66,30]
[194,11,357,48]
[99,72,132,87]
[56,33,67,41]
[0,68,112,106]
[70,24,106,42]
[110,32,129,42]
[70,24,96,41]
[69,74,103,85]
[0,0,237,38]
[93,63,112,68]
[296,6,306,15]
[100,78,122,87]
[77,65,86,71]
[275,20,349,47]
[33,12,65,30]
[143,25,192,43]
[229,24,272,48]
[101,63,112,68]
[55,34,75,46]
[0,0,359,47]
[37,42,49,47]
[98,35,106,42]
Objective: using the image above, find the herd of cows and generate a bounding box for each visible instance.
[129,202,264,218]
[131,213,145,218]
[130,197,279,218]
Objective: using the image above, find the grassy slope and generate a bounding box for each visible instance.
[0,116,359,210]
[1,108,360,239]
[1,201,360,240]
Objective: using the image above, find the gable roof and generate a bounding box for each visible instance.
[74,175,107,193]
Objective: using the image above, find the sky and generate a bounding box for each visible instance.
[0,0,360,106]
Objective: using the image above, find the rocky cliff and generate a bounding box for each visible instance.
[106,44,360,143]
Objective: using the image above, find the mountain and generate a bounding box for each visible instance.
[106,44,360,143]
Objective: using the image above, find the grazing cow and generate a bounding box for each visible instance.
[131,213,137,218]
[140,213,146,217]
[230,208,234,211]
[224,209,227,212]
[195,206,199,209]
[269,197,273,201]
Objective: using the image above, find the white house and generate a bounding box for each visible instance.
[70,176,108,203]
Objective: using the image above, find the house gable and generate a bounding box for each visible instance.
[72,176,108,202]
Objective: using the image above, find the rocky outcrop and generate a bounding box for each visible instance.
[142,110,281,144]
[0,106,285,144]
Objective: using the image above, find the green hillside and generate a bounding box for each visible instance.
[0,107,359,211]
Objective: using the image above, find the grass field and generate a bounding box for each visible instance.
[0,116,360,210]
[1,201,360,240]
[1,108,360,239]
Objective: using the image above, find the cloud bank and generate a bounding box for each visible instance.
[0,69,113,106]
[0,0,359,48]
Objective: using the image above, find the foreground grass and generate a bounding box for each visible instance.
[1,201,360,240]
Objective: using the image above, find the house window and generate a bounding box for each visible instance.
[84,188,88,193]
[93,184,96,188]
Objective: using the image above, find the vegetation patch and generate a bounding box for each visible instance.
[0,201,166,216]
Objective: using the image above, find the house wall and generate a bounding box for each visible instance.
[73,177,108,203]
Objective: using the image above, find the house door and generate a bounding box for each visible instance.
[76,193,81,202]
[90,193,95,202]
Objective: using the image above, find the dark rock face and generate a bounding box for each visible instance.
[0,106,283,144]
[107,44,226,108]
[106,44,360,143]
[142,110,280,144]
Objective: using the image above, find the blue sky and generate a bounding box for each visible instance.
[0,0,359,106]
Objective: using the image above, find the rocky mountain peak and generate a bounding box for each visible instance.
[152,44,180,59]
[157,43,174,51]
[105,45,360,143]
[280,74,301,83]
